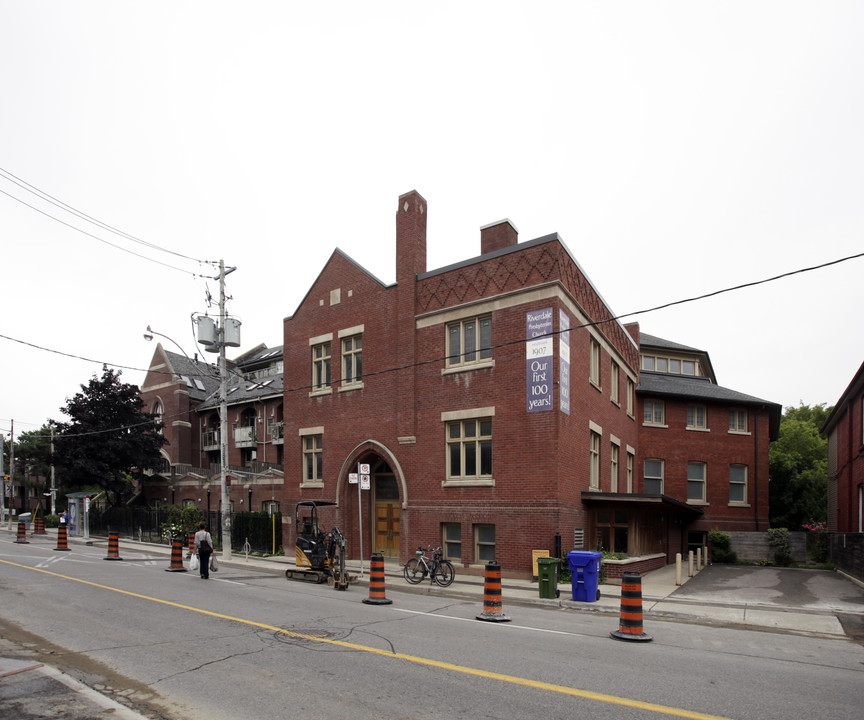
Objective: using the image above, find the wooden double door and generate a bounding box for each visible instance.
[373,472,400,558]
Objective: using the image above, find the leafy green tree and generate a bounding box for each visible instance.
[54,366,166,505]
[769,403,830,530]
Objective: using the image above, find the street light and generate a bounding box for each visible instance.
[143,325,192,360]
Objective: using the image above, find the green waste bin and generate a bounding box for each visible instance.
[537,557,560,599]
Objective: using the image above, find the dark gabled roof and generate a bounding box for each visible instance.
[196,371,284,411]
[161,350,221,402]
[638,371,782,438]
[638,333,703,354]
[638,332,716,383]
[235,344,284,369]
[821,359,864,434]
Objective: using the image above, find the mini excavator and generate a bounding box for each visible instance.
[285,501,356,590]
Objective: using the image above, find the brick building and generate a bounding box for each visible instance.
[139,190,781,577]
[630,331,780,560]
[822,360,864,533]
[138,342,285,514]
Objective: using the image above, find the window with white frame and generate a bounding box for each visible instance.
[644,459,664,494]
[263,500,280,515]
[474,524,496,563]
[687,404,707,430]
[446,316,492,367]
[729,464,747,504]
[644,399,665,426]
[312,342,331,389]
[590,339,601,387]
[627,378,634,417]
[626,450,634,493]
[442,523,461,562]
[610,362,619,405]
[303,434,323,483]
[688,461,707,502]
[589,431,600,489]
[341,334,362,386]
[610,442,619,493]
[729,409,748,433]
[447,418,492,481]
[153,401,163,434]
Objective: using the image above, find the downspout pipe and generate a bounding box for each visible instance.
[754,406,764,531]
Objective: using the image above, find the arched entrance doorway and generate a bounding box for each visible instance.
[372,459,400,557]
[339,441,407,561]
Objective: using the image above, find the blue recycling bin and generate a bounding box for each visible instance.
[567,550,603,602]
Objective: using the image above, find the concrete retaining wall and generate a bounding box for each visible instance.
[726,530,807,563]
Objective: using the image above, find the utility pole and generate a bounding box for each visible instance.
[6,420,13,529]
[1,434,6,526]
[218,259,235,561]
[50,426,56,516]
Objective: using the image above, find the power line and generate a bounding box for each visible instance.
[0,167,208,264]
[3,249,862,439]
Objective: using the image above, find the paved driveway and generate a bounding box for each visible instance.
[671,565,864,613]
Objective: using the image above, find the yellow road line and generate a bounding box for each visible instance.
[0,559,730,720]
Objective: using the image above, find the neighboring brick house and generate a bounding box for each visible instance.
[822,360,864,533]
[138,343,285,514]
[628,331,781,559]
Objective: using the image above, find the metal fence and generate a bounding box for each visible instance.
[90,505,283,555]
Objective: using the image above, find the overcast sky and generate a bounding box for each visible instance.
[2,1,863,440]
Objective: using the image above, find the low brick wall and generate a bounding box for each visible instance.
[602,553,666,580]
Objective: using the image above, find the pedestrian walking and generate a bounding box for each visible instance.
[194,522,214,580]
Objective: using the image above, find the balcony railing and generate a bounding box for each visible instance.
[201,430,220,451]
[234,425,256,448]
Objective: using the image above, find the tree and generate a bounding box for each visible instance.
[768,403,830,530]
[54,366,166,504]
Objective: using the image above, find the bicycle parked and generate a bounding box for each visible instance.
[403,545,455,587]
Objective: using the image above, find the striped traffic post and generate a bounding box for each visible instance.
[104,532,123,561]
[165,538,187,572]
[54,525,71,551]
[610,571,653,642]
[476,561,511,622]
[362,553,393,605]
[14,521,29,544]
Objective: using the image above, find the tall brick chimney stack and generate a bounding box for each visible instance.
[396,190,427,283]
[395,190,426,439]
[480,219,518,255]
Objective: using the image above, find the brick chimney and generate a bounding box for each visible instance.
[396,190,427,284]
[480,219,518,255]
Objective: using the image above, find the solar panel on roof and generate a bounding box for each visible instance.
[194,378,206,390]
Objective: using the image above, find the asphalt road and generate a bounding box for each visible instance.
[2,537,864,720]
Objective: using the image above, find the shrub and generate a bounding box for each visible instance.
[767,527,795,567]
[709,529,737,564]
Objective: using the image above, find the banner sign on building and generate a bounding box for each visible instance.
[559,310,571,415]
[526,308,553,412]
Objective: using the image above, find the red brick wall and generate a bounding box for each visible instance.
[637,398,771,532]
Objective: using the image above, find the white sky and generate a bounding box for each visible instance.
[2,1,863,439]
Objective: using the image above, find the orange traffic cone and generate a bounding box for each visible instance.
[104,532,123,561]
[54,525,71,551]
[165,538,187,572]
[187,531,196,558]
[362,554,392,605]
[14,521,29,544]
[610,571,653,642]
[476,561,511,622]
[33,516,46,535]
